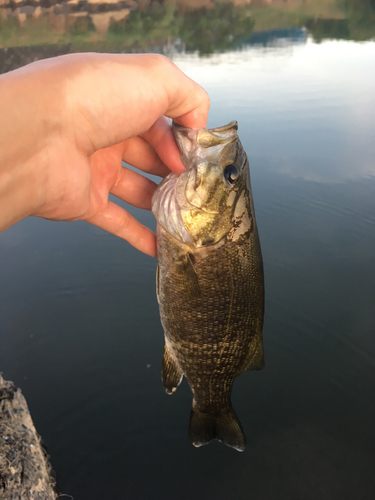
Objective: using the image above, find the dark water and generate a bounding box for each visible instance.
[1,3,375,498]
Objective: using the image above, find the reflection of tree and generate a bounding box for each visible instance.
[1,0,374,52]
[108,1,254,54]
[342,0,375,40]
[179,2,254,55]
[306,0,375,42]
[305,19,350,42]
[0,44,71,74]
[109,2,182,45]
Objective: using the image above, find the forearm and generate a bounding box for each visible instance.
[0,62,62,231]
[0,151,39,231]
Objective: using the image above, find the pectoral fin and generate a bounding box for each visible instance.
[185,252,201,295]
[162,342,183,395]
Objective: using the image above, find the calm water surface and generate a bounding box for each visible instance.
[1,32,375,500]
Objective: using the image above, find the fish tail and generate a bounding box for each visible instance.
[188,404,246,452]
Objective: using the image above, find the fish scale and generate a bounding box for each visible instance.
[152,121,264,451]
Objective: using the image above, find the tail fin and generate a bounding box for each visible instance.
[188,405,246,452]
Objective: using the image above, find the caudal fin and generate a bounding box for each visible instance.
[188,405,246,452]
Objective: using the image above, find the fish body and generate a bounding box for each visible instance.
[151,121,264,452]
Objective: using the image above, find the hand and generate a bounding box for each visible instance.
[0,53,210,257]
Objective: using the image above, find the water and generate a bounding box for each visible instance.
[1,3,375,498]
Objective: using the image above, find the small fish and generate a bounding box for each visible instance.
[152,121,264,452]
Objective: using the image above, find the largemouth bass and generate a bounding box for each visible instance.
[151,121,264,452]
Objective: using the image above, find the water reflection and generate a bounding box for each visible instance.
[1,1,375,498]
[0,0,374,62]
[174,39,375,183]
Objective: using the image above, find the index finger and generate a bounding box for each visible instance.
[140,116,187,175]
[56,53,210,154]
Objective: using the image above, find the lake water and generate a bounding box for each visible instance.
[1,3,375,499]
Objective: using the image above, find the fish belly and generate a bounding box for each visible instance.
[157,226,264,450]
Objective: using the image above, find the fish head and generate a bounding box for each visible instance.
[152,121,252,248]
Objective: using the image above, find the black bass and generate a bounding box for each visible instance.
[151,121,264,452]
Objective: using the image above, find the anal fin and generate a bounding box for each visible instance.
[242,336,265,371]
[162,342,183,395]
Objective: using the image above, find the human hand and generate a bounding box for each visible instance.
[0,53,210,257]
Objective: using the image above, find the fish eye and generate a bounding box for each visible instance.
[224,164,240,185]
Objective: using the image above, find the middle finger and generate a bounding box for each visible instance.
[110,166,159,211]
[120,135,171,178]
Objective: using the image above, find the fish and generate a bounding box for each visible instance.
[151,121,264,452]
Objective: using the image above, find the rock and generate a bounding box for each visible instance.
[0,374,57,500]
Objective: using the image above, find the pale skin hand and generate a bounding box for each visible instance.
[0,53,210,257]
